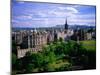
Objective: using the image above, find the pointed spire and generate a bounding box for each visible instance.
[65,18,68,30]
[65,18,68,24]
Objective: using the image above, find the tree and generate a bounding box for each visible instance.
[25,64,34,73]
[48,52,56,63]
[12,53,17,71]
[12,53,17,65]
[17,52,43,72]
[78,29,85,40]
[54,42,64,56]
[86,50,96,69]
[59,37,63,42]
[12,40,17,55]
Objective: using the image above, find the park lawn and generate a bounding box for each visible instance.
[80,40,96,51]
[48,59,70,69]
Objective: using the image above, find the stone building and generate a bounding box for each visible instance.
[12,29,48,58]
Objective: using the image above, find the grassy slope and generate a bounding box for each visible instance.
[80,40,96,51]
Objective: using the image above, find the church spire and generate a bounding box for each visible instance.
[65,18,68,30]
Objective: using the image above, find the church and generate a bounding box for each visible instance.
[54,18,74,41]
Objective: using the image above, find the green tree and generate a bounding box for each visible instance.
[54,42,64,56]
[48,52,56,63]
[59,37,63,42]
[12,53,17,72]
[12,53,17,65]
[12,40,17,55]
[25,64,34,73]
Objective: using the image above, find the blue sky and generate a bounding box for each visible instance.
[12,0,96,28]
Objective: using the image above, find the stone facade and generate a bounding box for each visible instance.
[12,30,48,58]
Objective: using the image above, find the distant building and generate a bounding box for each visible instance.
[86,33,92,40]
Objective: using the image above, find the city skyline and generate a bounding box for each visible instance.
[12,1,96,28]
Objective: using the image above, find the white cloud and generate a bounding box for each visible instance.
[43,6,79,18]
[12,2,95,27]
[11,19,19,23]
[66,7,78,13]
[15,15,32,20]
[58,7,68,10]
[47,10,72,18]
[37,12,47,17]
[28,13,34,16]
[76,14,95,18]
[58,6,79,13]
[67,13,95,25]
[12,21,35,28]
[68,17,95,25]
[21,5,78,19]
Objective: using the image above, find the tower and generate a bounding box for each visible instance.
[65,18,68,30]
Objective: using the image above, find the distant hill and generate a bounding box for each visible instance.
[12,25,96,31]
[54,25,95,30]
